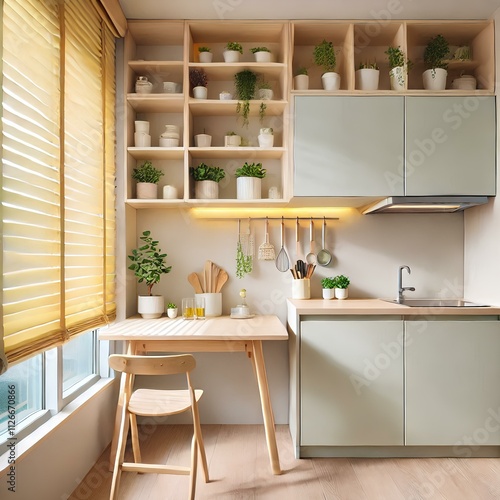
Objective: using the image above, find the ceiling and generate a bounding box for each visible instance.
[119,0,500,21]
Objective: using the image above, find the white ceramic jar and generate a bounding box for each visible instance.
[135,76,153,94]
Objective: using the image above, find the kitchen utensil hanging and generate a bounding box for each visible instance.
[317,217,333,267]
[275,216,290,272]
[258,217,275,261]
[305,218,317,265]
[236,219,253,278]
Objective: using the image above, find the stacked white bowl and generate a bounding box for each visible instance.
[159,125,180,147]
[134,120,151,147]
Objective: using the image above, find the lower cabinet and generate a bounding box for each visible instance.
[299,317,500,450]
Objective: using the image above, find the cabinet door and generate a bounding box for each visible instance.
[405,97,496,196]
[294,96,404,197]
[406,319,500,446]
[300,319,404,446]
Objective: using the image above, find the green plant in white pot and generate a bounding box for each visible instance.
[190,162,226,199]
[423,34,449,90]
[132,160,164,199]
[250,46,272,62]
[385,46,412,91]
[198,46,212,63]
[355,61,380,90]
[334,274,350,300]
[313,39,340,91]
[235,162,266,200]
[224,41,243,62]
[321,277,336,300]
[166,302,178,319]
[128,231,172,318]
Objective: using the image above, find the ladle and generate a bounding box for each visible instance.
[317,217,333,267]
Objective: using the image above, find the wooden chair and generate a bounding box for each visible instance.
[108,354,209,500]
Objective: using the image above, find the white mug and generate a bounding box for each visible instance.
[135,120,150,133]
[134,132,151,147]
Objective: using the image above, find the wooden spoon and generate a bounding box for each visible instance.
[215,270,228,292]
[187,272,204,294]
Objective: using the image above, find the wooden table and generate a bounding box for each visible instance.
[99,314,288,475]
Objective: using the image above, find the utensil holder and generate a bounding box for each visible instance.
[292,279,310,299]
[195,293,222,316]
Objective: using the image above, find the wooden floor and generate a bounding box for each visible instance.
[69,424,500,499]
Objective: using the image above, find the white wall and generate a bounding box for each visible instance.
[464,7,500,305]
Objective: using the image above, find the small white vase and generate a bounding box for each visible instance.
[194,134,212,147]
[294,74,309,90]
[167,308,178,319]
[195,180,219,199]
[199,52,212,63]
[322,288,335,300]
[258,88,273,100]
[423,68,447,91]
[193,86,208,99]
[237,177,262,200]
[254,51,272,62]
[321,72,341,91]
[389,66,406,91]
[136,182,157,199]
[258,133,274,148]
[335,288,348,300]
[138,295,164,319]
[355,68,380,90]
[223,50,240,63]
[224,135,241,147]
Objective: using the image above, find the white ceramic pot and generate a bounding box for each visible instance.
[321,72,341,91]
[167,308,178,319]
[163,185,178,199]
[162,81,177,93]
[322,288,335,300]
[355,68,380,90]
[294,74,309,90]
[389,66,406,91]
[451,75,476,90]
[134,132,151,147]
[219,92,233,100]
[258,133,274,148]
[194,134,212,147]
[423,68,447,91]
[198,51,213,63]
[237,177,262,200]
[193,86,208,99]
[254,51,272,62]
[195,180,219,199]
[195,293,222,317]
[292,279,311,300]
[138,295,164,319]
[135,120,150,133]
[224,135,241,147]
[136,182,157,199]
[223,50,240,63]
[258,88,273,100]
[135,76,153,94]
[159,137,179,147]
[335,288,349,300]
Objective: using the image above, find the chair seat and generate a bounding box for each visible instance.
[128,388,203,417]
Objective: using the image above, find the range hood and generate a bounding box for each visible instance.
[361,196,489,214]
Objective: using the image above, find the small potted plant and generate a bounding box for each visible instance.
[250,46,272,63]
[294,67,309,90]
[385,46,412,91]
[257,79,273,100]
[132,160,164,199]
[219,90,232,100]
[190,162,226,199]
[223,41,243,62]
[313,39,340,91]
[258,127,273,148]
[355,61,380,90]
[198,46,212,63]
[128,230,172,318]
[235,162,266,200]
[189,68,208,99]
[166,302,178,319]
[224,131,242,147]
[334,274,350,300]
[321,277,337,300]
[423,34,449,90]
[234,69,257,127]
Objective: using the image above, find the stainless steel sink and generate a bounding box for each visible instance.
[383,299,490,308]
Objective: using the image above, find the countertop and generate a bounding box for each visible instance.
[287,298,500,316]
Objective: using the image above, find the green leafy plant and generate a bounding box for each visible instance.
[226,131,238,136]
[132,160,164,184]
[189,68,208,88]
[358,61,379,70]
[190,162,226,182]
[334,274,350,289]
[128,230,172,296]
[423,34,449,70]
[236,240,252,278]
[234,69,257,127]
[295,67,308,76]
[250,46,270,53]
[198,46,211,53]
[235,162,266,179]
[167,302,177,309]
[385,46,412,71]
[257,79,272,90]
[313,39,336,73]
[321,277,337,289]
[226,41,243,53]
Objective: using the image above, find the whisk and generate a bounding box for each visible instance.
[258,217,275,261]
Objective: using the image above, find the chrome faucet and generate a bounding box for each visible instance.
[397,265,415,303]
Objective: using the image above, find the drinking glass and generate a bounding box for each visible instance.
[195,296,205,320]
[182,298,195,320]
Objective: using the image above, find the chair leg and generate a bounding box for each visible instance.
[129,413,142,464]
[109,405,130,500]
[192,402,209,482]
[188,433,198,500]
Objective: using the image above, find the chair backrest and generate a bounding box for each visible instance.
[109,354,196,376]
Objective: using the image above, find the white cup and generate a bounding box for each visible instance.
[195,293,222,317]
[194,134,212,147]
[135,121,150,133]
[163,81,177,93]
[163,185,178,199]
[292,279,310,299]
[134,132,151,147]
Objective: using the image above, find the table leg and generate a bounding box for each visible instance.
[250,340,282,475]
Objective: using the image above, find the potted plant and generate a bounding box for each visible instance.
[355,62,380,90]
[223,41,243,62]
[294,67,309,90]
[128,230,172,318]
[190,162,226,199]
[198,46,212,63]
[189,68,208,99]
[257,79,273,100]
[166,302,178,319]
[385,46,412,91]
[313,39,340,91]
[235,162,266,199]
[423,34,449,90]
[334,274,350,300]
[219,90,232,100]
[234,69,257,127]
[321,277,337,300]
[258,127,273,148]
[250,46,272,63]
[132,160,164,199]
[224,131,242,147]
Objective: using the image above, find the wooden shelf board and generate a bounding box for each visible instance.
[188,22,286,43]
[188,99,287,116]
[128,20,185,45]
[188,147,285,159]
[127,147,185,160]
[127,94,185,112]
[126,198,289,209]
[188,62,286,80]
[126,199,186,208]
[129,61,184,70]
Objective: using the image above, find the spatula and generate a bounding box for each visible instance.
[215,270,228,292]
[187,272,204,294]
